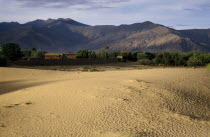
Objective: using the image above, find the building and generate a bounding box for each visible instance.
[117,56,125,62]
[44,53,76,60]
[64,53,76,59]
[44,53,62,60]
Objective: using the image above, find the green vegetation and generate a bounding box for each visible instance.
[96,51,108,59]
[1,43,22,61]
[22,48,45,58]
[76,50,89,58]
[0,42,209,68]
[137,52,146,60]
[138,59,153,65]
[0,55,7,66]
[76,50,210,67]
[88,51,96,59]
[81,66,99,72]
[60,54,68,60]
[187,57,202,67]
[206,63,210,70]
[104,46,109,50]
[88,67,99,72]
[137,51,210,67]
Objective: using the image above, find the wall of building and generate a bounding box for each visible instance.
[65,54,76,59]
[45,55,60,60]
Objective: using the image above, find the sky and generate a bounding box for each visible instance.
[0,0,209,30]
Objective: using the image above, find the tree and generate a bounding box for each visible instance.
[131,51,141,61]
[1,43,22,61]
[120,51,132,60]
[187,57,203,68]
[22,50,31,58]
[31,50,38,58]
[101,51,109,58]
[0,55,7,66]
[60,54,68,60]
[137,52,146,60]
[154,52,172,66]
[199,53,210,65]
[109,51,120,59]
[145,52,156,60]
[76,50,89,58]
[88,51,96,59]
[31,48,36,51]
[0,47,2,55]
[104,46,109,50]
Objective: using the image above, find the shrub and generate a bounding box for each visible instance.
[206,63,210,70]
[138,59,152,65]
[88,67,99,72]
[0,55,7,66]
[81,67,99,72]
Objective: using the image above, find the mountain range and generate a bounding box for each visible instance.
[0,18,209,53]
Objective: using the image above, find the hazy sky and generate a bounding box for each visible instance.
[0,0,209,29]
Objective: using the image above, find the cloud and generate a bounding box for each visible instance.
[0,0,209,29]
[76,5,115,10]
[176,24,190,27]
[184,8,195,11]
[16,0,130,8]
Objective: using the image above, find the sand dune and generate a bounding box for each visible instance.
[0,67,210,137]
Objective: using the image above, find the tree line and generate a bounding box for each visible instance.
[75,49,210,67]
[0,43,45,66]
[0,43,210,67]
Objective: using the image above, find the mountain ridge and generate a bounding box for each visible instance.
[0,18,209,53]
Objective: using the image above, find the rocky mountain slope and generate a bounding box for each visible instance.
[0,18,209,53]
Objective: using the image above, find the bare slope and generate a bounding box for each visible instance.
[0,68,210,137]
[0,19,209,52]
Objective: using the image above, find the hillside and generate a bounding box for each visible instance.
[0,19,209,53]
[179,29,210,51]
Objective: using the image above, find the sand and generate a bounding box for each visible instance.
[0,67,210,137]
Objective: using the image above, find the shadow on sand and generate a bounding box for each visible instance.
[0,79,66,95]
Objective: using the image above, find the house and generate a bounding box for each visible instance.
[117,56,125,62]
[64,53,76,59]
[44,53,62,59]
[44,53,76,60]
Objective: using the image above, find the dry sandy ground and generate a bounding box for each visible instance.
[0,67,210,137]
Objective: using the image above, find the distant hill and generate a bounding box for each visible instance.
[179,29,210,51]
[0,18,209,53]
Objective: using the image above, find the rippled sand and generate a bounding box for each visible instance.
[0,67,210,137]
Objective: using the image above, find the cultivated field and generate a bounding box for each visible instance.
[0,67,210,137]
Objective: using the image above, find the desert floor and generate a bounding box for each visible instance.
[0,67,210,137]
